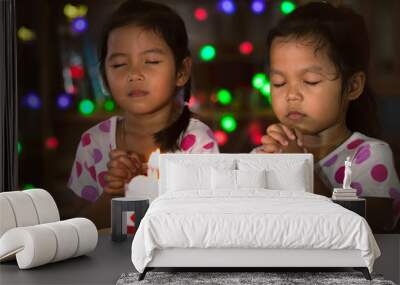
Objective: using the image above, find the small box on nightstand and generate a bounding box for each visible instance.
[331,198,366,218]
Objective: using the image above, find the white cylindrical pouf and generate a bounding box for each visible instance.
[1,191,39,227]
[42,221,79,262]
[0,226,57,269]
[65,218,98,257]
[0,196,17,238]
[24,189,60,224]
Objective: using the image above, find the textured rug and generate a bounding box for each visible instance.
[116,271,396,285]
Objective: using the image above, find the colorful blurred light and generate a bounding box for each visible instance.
[66,85,78,95]
[199,45,216,61]
[23,184,35,190]
[79,99,95,116]
[70,65,84,80]
[217,89,232,105]
[45,137,59,150]
[221,115,237,133]
[248,121,263,145]
[281,1,296,15]
[252,73,267,90]
[64,4,88,20]
[218,0,236,15]
[104,98,116,112]
[214,130,229,146]
[17,26,36,42]
[188,96,199,109]
[71,17,88,33]
[261,82,272,105]
[239,41,253,55]
[22,92,41,110]
[57,93,73,110]
[194,7,208,21]
[251,0,266,14]
[18,142,22,156]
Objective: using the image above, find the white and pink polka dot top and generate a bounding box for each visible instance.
[68,116,219,203]
[316,132,400,225]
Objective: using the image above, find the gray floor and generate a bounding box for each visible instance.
[1,234,398,285]
[0,234,134,285]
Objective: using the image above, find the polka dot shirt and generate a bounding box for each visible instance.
[68,116,219,203]
[316,132,400,226]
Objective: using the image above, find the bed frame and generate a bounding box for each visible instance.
[138,154,372,281]
[139,248,371,280]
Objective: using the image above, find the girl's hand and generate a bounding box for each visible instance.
[258,123,307,154]
[104,149,142,195]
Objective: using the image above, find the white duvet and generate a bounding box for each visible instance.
[131,190,380,273]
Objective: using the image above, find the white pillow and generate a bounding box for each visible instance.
[237,169,267,189]
[238,158,308,191]
[166,162,211,191]
[211,168,236,190]
[211,168,267,190]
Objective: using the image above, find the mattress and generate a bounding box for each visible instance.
[131,190,380,273]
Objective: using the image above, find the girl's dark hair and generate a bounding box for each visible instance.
[99,0,192,152]
[266,2,379,137]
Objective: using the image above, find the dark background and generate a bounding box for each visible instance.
[15,0,400,214]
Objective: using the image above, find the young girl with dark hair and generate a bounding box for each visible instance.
[67,0,218,228]
[257,2,400,231]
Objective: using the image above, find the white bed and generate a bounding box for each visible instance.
[131,154,380,280]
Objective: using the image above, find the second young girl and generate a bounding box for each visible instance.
[257,2,400,232]
[67,0,218,228]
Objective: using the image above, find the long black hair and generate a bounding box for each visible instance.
[266,2,379,137]
[99,0,192,152]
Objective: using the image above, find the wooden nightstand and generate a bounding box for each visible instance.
[331,198,366,218]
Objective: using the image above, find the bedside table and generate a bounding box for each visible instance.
[331,198,366,218]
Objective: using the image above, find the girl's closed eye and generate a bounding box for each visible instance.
[272,81,286,88]
[304,80,321,86]
[111,63,127,69]
[145,60,161,64]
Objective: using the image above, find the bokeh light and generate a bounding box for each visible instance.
[239,41,254,55]
[218,0,236,15]
[199,45,216,62]
[17,26,36,42]
[252,73,267,90]
[57,93,73,110]
[22,92,41,110]
[281,1,296,15]
[194,7,208,21]
[70,65,84,80]
[104,98,116,112]
[214,130,229,146]
[45,137,59,150]
[71,17,88,33]
[79,99,95,116]
[217,89,233,105]
[251,0,266,14]
[221,115,237,133]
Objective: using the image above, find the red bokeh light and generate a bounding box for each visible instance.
[45,137,59,150]
[194,8,208,21]
[239,41,254,55]
[214,130,228,146]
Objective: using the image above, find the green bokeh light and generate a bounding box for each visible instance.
[260,82,271,97]
[217,89,232,105]
[252,73,267,90]
[104,99,116,112]
[79,99,95,116]
[199,45,216,61]
[281,1,296,15]
[23,184,35,190]
[221,115,237,133]
[18,142,22,156]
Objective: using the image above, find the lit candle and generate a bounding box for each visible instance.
[125,149,160,202]
[147,148,160,179]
